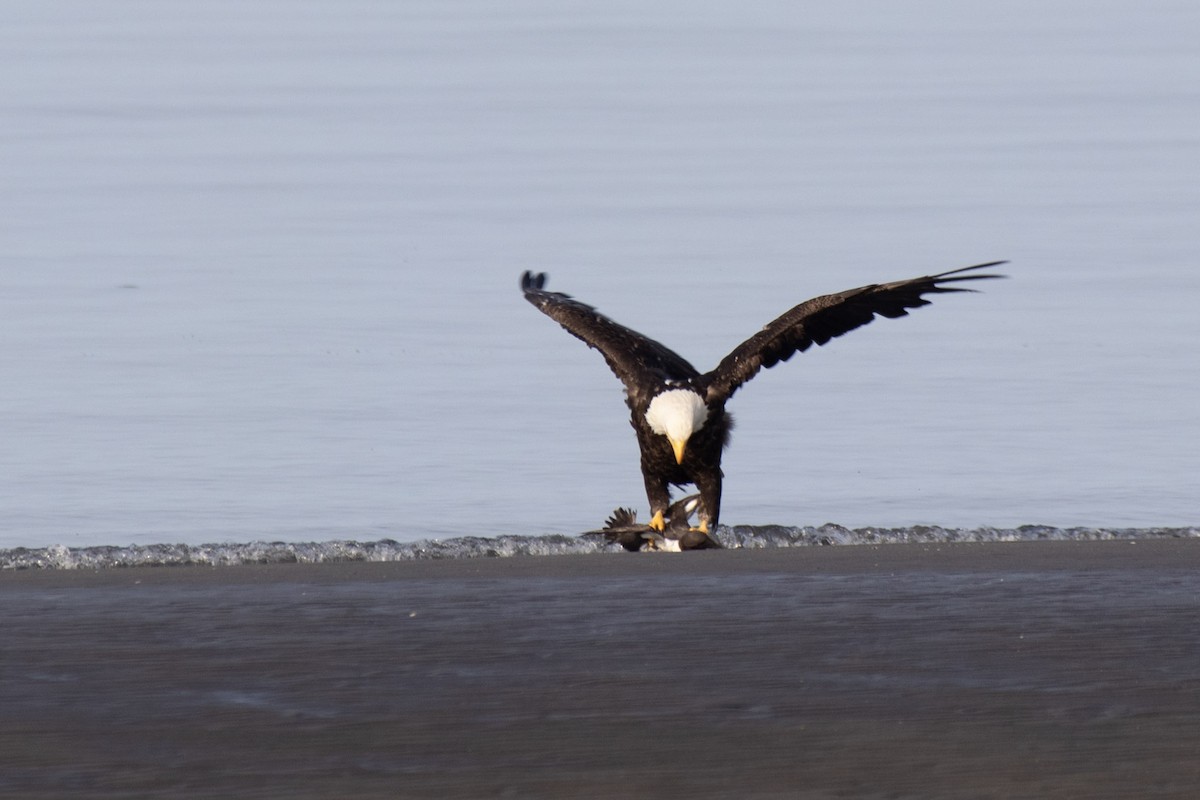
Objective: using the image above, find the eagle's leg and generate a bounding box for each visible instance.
[643,473,671,532]
[695,471,722,533]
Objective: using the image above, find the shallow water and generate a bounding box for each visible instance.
[3,1,1199,549]
[3,524,1197,571]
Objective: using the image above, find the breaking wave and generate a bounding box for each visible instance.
[3,524,1198,570]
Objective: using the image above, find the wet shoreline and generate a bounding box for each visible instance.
[4,540,1199,799]
[5,536,1199,584]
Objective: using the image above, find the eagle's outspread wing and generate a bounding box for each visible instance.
[700,261,1006,403]
[521,272,702,394]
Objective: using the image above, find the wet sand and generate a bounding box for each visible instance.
[4,540,1199,799]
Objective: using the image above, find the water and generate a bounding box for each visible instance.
[3,524,1197,570]
[3,1,1199,550]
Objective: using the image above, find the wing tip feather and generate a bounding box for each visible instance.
[934,260,1008,282]
[521,271,548,292]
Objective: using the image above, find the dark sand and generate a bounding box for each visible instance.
[3,540,1199,799]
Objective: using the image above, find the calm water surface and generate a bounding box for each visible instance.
[2,1,1198,548]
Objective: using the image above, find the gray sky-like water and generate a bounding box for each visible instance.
[2,1,1198,547]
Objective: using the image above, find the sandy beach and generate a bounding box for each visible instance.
[4,539,1199,799]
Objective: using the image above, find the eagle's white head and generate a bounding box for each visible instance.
[645,388,708,464]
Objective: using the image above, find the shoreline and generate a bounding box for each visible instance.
[3,537,1198,589]
[6,536,1199,799]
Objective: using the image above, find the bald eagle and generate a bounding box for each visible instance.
[520,263,1004,545]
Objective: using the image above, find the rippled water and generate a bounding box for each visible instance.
[3,1,1198,549]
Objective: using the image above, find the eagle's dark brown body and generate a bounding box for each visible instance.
[521,263,1004,541]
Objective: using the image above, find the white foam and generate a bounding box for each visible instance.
[4,526,1196,570]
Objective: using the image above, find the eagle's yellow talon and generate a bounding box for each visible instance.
[649,511,665,531]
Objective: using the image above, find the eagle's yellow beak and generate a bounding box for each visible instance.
[670,437,687,465]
